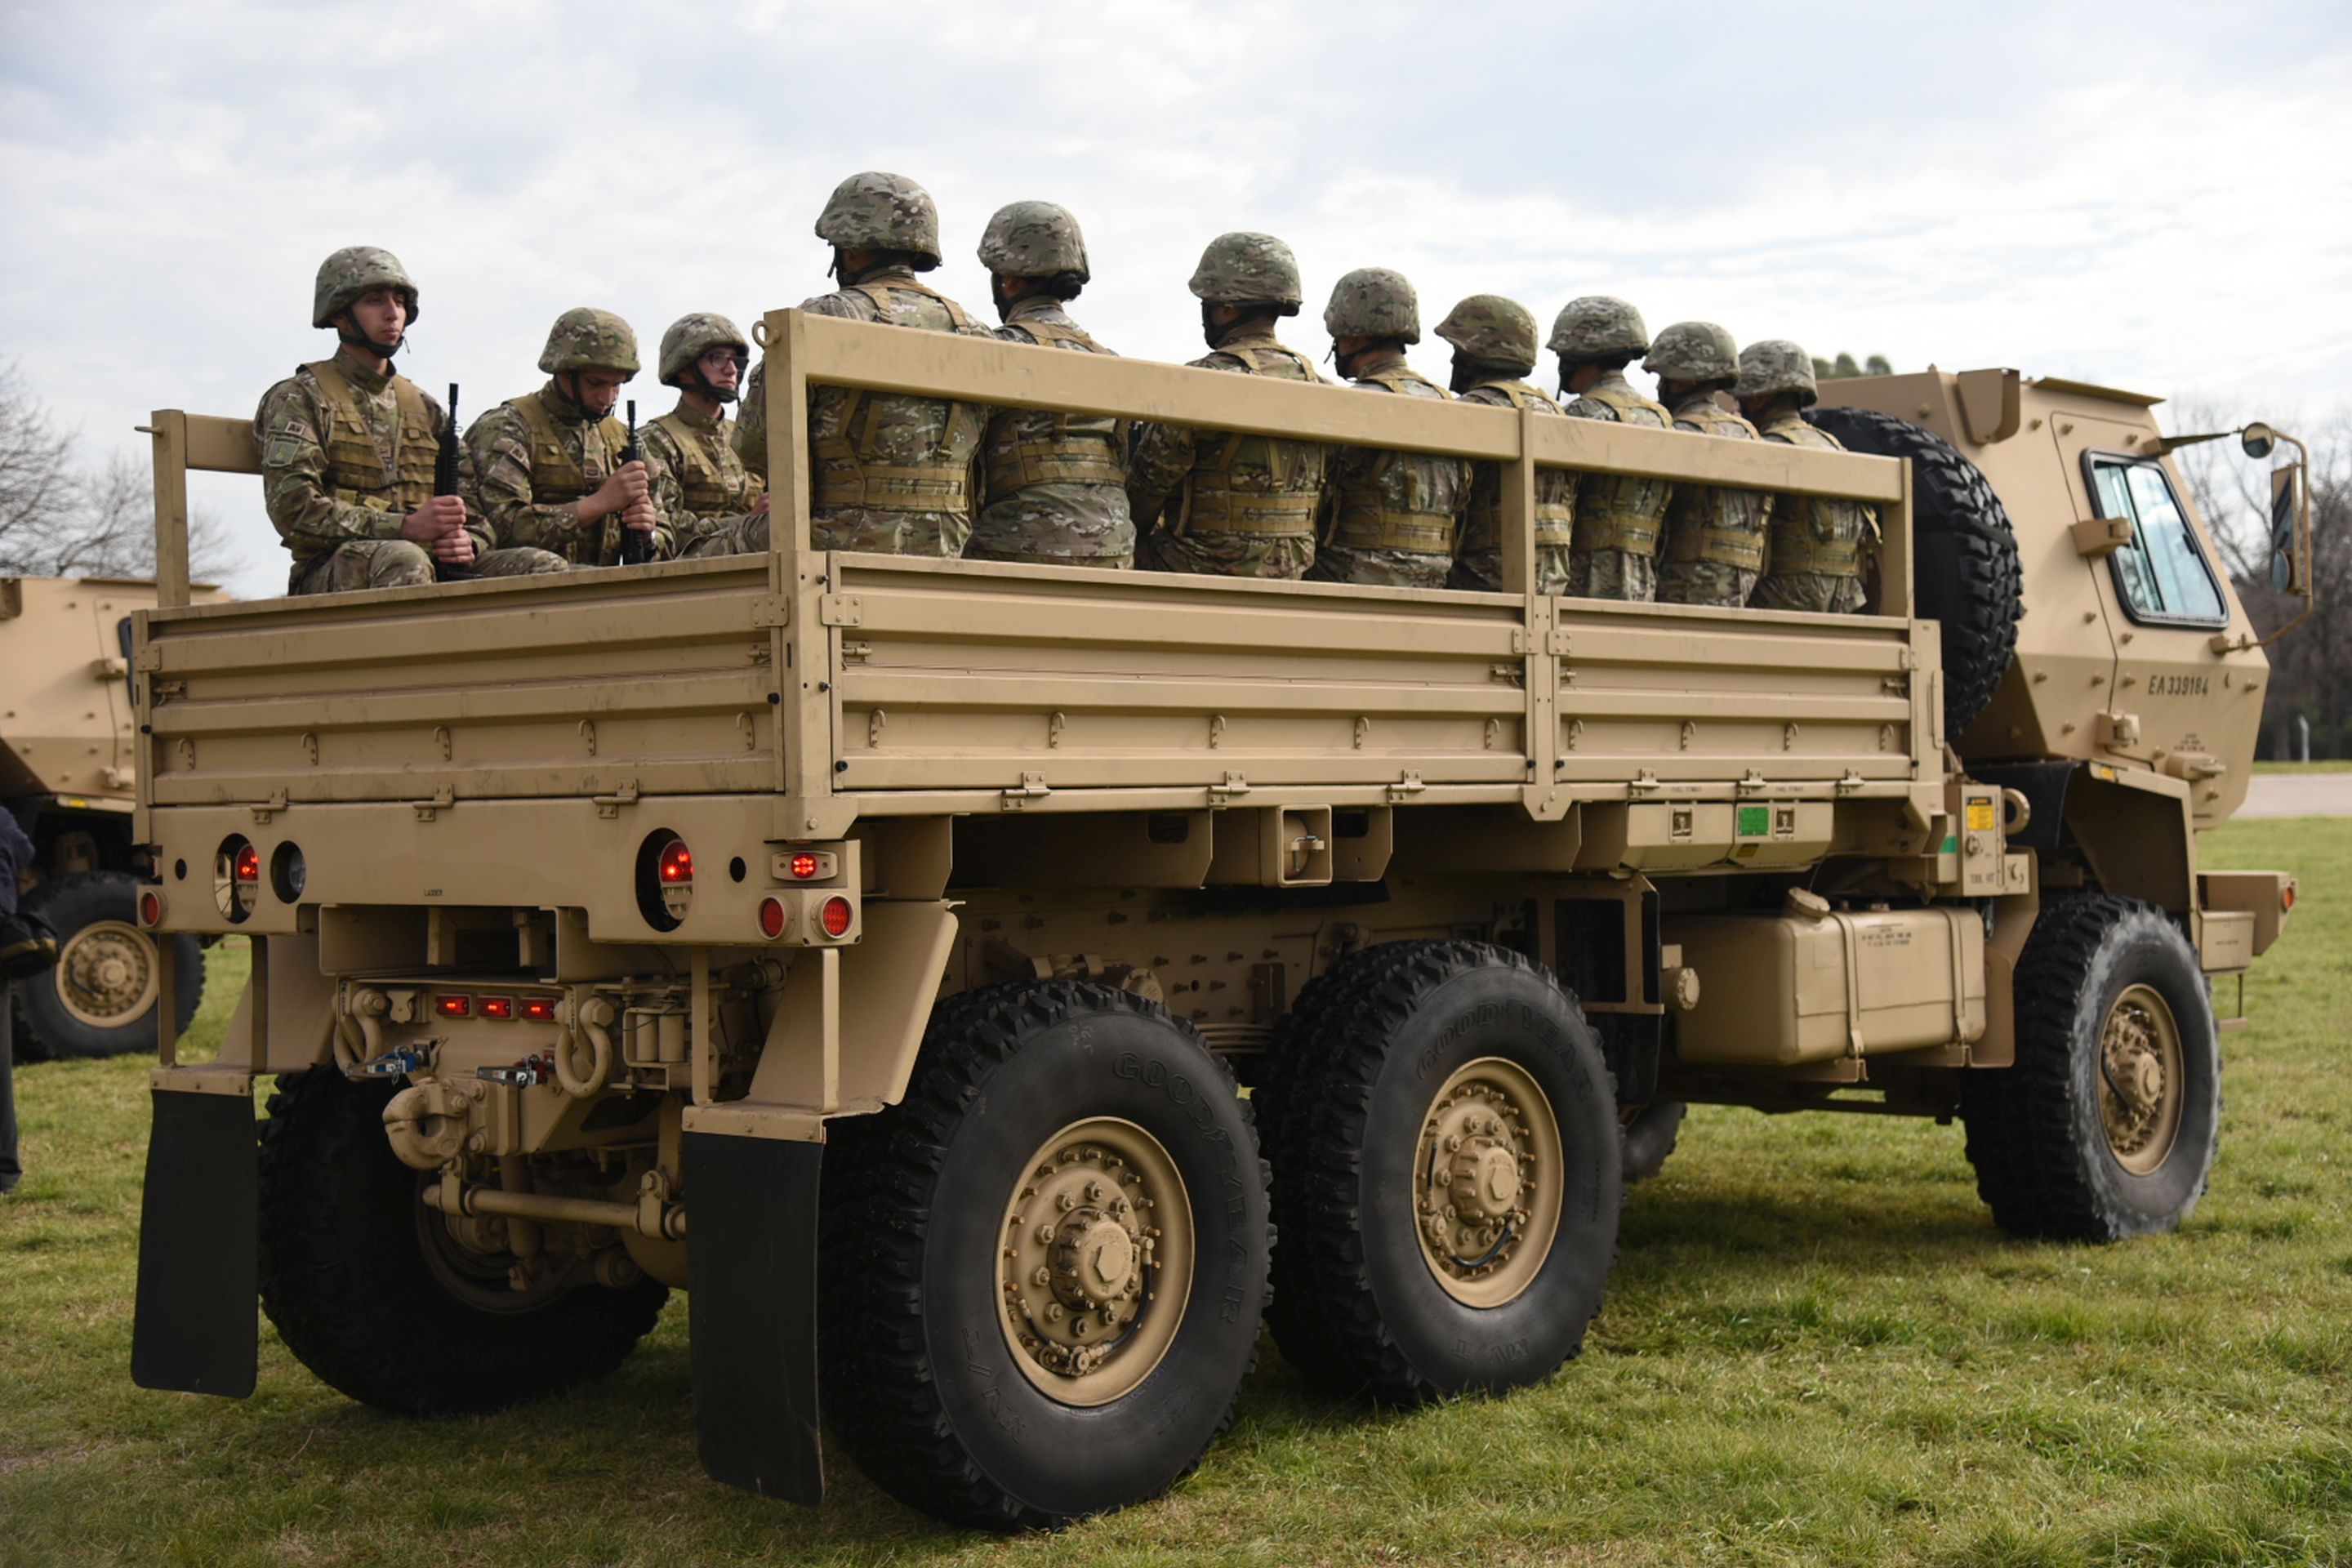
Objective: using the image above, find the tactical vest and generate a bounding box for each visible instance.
[984,316,1126,495]
[1759,416,1877,576]
[652,412,760,515]
[1322,368,1464,555]
[510,391,628,506]
[1570,380,1675,557]
[306,359,438,512]
[811,278,987,514]
[1660,401,1769,572]
[1456,380,1575,555]
[1174,338,1326,537]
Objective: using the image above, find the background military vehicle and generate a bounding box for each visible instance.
[2,575,216,1058]
[117,328,2306,1530]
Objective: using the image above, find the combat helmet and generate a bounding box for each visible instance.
[1548,296,1649,363]
[815,172,943,271]
[977,201,1089,282]
[1322,268,1420,344]
[1435,294,1539,373]
[1643,321,1740,385]
[313,246,419,329]
[1188,232,1303,313]
[659,312,751,390]
[538,308,640,376]
[1733,338,1818,407]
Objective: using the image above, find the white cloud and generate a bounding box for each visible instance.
[2,0,2346,598]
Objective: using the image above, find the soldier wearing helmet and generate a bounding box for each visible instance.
[1736,340,1878,614]
[1646,321,1773,608]
[1550,296,1675,602]
[709,172,992,559]
[969,201,1134,568]
[1437,294,1575,595]
[641,313,767,559]
[1309,270,1468,589]
[256,247,564,593]
[465,308,662,568]
[1125,232,1329,579]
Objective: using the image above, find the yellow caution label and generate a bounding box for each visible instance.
[1966,800,1997,832]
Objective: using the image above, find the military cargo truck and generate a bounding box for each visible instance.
[121,320,2308,1530]
[2,575,218,1058]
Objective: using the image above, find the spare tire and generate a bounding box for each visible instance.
[1806,406,2023,739]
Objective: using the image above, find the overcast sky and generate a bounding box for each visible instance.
[3,0,2347,599]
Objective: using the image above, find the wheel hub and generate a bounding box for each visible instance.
[998,1117,1192,1406]
[55,920,160,1029]
[2099,983,2185,1176]
[1414,1058,1566,1308]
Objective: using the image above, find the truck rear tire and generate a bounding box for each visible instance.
[13,871,203,1062]
[1805,406,2024,739]
[1960,895,2220,1241]
[1264,941,1620,1404]
[257,1067,668,1413]
[818,982,1272,1530]
[1619,1099,1686,1184]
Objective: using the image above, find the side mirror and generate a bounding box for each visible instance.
[2242,422,2278,461]
[2270,462,2305,595]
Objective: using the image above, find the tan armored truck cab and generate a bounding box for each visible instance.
[2,575,220,1058]
[120,322,2310,1530]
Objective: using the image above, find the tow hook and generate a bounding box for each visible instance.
[477,1054,555,1089]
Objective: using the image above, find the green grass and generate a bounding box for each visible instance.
[6,820,2350,1566]
[2251,760,2352,773]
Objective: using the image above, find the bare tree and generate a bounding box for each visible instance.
[0,358,239,582]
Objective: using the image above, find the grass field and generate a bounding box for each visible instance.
[2251,760,2352,774]
[5,818,2349,1566]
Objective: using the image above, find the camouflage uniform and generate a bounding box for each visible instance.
[1127,233,1328,579]
[644,313,764,559]
[260,248,565,594]
[460,309,654,569]
[1646,322,1771,608]
[971,203,1132,567]
[1436,295,1575,595]
[1552,297,1673,602]
[1310,271,1466,590]
[714,172,991,559]
[1738,340,1875,614]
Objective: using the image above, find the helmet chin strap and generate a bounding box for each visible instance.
[687,368,739,404]
[336,315,403,361]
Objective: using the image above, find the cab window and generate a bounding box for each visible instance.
[2087,457,2227,626]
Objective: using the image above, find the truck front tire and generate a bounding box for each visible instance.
[257,1067,668,1413]
[1265,941,1620,1404]
[14,871,203,1062]
[818,982,1271,1530]
[1961,895,2221,1241]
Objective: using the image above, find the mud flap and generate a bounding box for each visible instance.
[131,1089,258,1396]
[685,1130,824,1504]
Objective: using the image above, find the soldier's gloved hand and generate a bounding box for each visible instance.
[399,494,469,546]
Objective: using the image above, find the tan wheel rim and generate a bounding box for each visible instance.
[1414,1057,1565,1308]
[997,1117,1192,1407]
[54,920,161,1030]
[2099,982,2185,1176]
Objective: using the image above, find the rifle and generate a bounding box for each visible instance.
[617,398,650,565]
[434,381,474,581]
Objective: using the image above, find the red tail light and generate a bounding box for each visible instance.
[435,995,471,1018]
[520,998,556,1022]
[788,852,820,880]
[138,890,164,926]
[659,841,694,884]
[234,844,261,883]
[820,897,853,939]
[759,898,788,939]
[479,996,514,1020]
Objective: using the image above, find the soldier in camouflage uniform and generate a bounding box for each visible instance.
[1438,294,1575,595]
[970,201,1132,568]
[256,247,566,594]
[1125,233,1328,579]
[1647,321,1773,608]
[709,172,992,559]
[643,313,767,559]
[1308,269,1466,589]
[1736,339,1877,614]
[1552,296,1674,601]
[466,309,661,568]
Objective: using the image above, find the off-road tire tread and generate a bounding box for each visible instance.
[1806,406,2024,738]
[819,981,1270,1531]
[13,871,203,1062]
[1961,893,2219,1241]
[1619,1099,1686,1184]
[256,1066,667,1414]
[1266,940,1615,1405]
